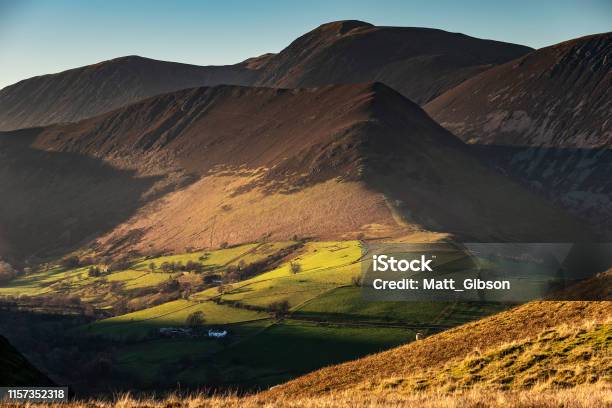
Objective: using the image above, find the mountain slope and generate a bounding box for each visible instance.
[0,335,53,386]
[1,83,589,259]
[0,55,258,131]
[425,33,612,236]
[426,32,611,148]
[255,20,533,104]
[266,271,611,397]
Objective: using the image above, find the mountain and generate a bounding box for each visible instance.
[0,83,588,260]
[0,335,53,386]
[0,55,259,131]
[0,21,532,132]
[426,33,612,236]
[255,20,533,104]
[266,272,611,396]
[425,32,611,148]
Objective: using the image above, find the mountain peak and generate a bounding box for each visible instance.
[315,20,374,35]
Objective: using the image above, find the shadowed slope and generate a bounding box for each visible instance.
[255,20,532,104]
[426,33,612,236]
[0,128,162,260]
[3,83,589,257]
[0,55,259,131]
[426,32,611,148]
[0,335,53,386]
[0,21,532,132]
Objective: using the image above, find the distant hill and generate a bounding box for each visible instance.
[0,55,258,131]
[0,335,52,386]
[266,271,611,396]
[255,20,532,104]
[0,21,531,131]
[0,83,588,260]
[426,33,612,236]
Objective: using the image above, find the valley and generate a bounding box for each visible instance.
[0,13,609,406]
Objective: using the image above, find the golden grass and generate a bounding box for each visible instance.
[4,383,610,407]
[96,175,403,254]
[369,320,611,392]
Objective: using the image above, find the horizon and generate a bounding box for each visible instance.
[0,0,610,90]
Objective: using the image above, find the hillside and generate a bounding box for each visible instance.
[255,20,532,104]
[0,83,589,260]
[0,21,531,132]
[426,32,612,236]
[266,271,611,396]
[426,32,611,148]
[0,335,52,386]
[0,55,258,131]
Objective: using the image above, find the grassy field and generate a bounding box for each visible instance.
[0,242,296,305]
[68,240,519,390]
[0,239,538,393]
[84,299,269,340]
[189,319,415,388]
[193,241,363,308]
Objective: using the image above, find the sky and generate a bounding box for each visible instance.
[0,0,610,90]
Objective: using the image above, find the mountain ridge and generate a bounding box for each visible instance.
[0,21,533,131]
[0,82,590,260]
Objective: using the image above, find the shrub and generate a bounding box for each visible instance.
[351,275,362,287]
[88,266,102,277]
[185,311,205,328]
[108,259,131,272]
[160,279,180,294]
[60,256,80,269]
[219,242,229,249]
[149,262,156,272]
[290,262,301,274]
[0,260,16,283]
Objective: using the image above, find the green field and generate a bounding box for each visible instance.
[85,299,270,340]
[193,241,363,307]
[0,239,514,391]
[172,319,415,388]
[0,242,297,306]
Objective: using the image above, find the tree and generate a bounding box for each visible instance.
[185,260,203,272]
[149,262,156,272]
[268,300,290,318]
[0,260,16,283]
[186,311,205,328]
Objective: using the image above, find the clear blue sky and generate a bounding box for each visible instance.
[0,0,610,90]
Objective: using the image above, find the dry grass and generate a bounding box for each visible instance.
[4,383,611,407]
[97,175,403,254]
[369,320,611,392]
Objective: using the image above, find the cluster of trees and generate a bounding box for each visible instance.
[155,260,204,273]
[60,255,130,272]
[268,300,290,318]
